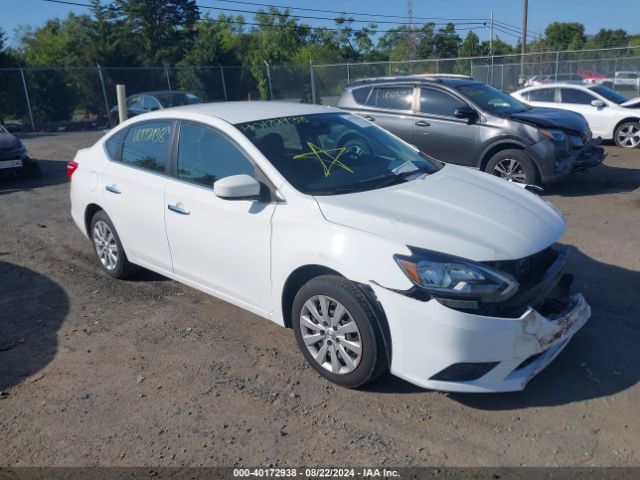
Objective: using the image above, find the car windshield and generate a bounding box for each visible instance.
[588,85,629,105]
[155,92,202,108]
[457,83,529,114]
[236,113,442,195]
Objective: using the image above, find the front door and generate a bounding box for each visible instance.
[559,88,609,137]
[413,87,480,166]
[164,121,275,315]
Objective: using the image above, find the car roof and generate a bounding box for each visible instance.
[153,101,338,124]
[346,75,480,89]
[522,82,593,89]
[132,90,194,97]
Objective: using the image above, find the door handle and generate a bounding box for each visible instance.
[167,203,190,215]
[362,115,376,122]
[415,120,431,127]
[105,184,121,194]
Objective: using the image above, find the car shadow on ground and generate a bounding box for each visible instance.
[543,159,640,197]
[0,261,69,391]
[365,246,640,408]
[0,159,69,194]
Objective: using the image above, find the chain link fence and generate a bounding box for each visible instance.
[311,46,640,105]
[1,46,639,130]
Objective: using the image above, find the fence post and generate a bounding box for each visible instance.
[346,63,350,84]
[164,64,171,90]
[263,61,273,100]
[96,64,111,124]
[470,59,474,78]
[218,65,228,101]
[309,61,316,104]
[554,51,560,80]
[19,68,35,131]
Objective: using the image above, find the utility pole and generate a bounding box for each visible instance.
[407,0,417,61]
[520,0,528,85]
[489,11,494,85]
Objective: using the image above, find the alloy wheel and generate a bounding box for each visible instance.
[616,123,640,148]
[493,158,527,183]
[299,295,362,375]
[93,220,118,271]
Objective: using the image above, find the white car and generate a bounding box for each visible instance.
[68,101,591,393]
[512,83,640,148]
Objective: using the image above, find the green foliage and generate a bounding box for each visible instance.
[434,23,461,58]
[545,22,586,50]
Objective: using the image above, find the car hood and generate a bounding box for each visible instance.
[507,107,588,132]
[314,165,565,262]
[621,96,640,108]
[0,132,21,151]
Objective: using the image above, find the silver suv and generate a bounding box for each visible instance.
[336,76,605,185]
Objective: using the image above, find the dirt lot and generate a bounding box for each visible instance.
[0,132,639,467]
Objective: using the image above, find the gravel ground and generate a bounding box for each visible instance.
[0,131,638,467]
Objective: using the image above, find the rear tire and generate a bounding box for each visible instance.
[90,210,139,279]
[292,275,388,388]
[485,149,538,185]
[614,121,640,148]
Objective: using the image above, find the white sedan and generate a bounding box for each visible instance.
[68,101,590,392]
[512,83,640,148]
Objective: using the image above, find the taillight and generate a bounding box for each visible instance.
[67,160,78,180]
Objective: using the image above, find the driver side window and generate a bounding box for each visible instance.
[177,123,256,187]
[420,88,466,117]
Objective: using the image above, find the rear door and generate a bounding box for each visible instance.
[355,85,415,141]
[412,86,480,166]
[101,120,175,273]
[523,87,558,109]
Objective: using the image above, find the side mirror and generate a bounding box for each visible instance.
[214,174,261,200]
[591,99,605,108]
[454,106,477,120]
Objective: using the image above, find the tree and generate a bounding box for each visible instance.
[434,23,461,58]
[544,22,585,50]
[458,31,481,57]
[115,0,199,65]
[587,29,629,49]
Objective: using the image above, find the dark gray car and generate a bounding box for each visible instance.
[336,76,605,185]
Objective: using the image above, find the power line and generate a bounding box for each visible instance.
[207,0,490,22]
[38,0,486,34]
[199,4,489,26]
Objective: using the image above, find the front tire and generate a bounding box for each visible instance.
[90,210,139,279]
[292,275,388,388]
[485,149,538,185]
[614,121,640,148]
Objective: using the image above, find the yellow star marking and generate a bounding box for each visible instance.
[293,142,354,178]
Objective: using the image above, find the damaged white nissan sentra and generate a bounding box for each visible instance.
[69,101,590,393]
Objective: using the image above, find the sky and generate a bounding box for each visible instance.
[2,0,639,48]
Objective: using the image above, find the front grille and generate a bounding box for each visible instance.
[487,247,558,288]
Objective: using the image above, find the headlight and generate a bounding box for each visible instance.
[394,249,519,307]
[538,128,566,142]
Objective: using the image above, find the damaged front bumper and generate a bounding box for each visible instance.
[371,284,590,393]
[538,136,607,184]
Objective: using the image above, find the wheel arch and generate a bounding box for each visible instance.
[84,203,104,237]
[478,141,526,171]
[281,264,393,365]
[613,116,640,137]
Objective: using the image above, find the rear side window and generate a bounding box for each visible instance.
[351,87,371,104]
[121,121,173,173]
[528,88,556,102]
[104,129,125,160]
[367,86,413,110]
[560,88,595,105]
[420,88,466,116]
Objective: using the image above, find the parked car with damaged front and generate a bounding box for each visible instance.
[69,101,591,392]
[336,76,605,185]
